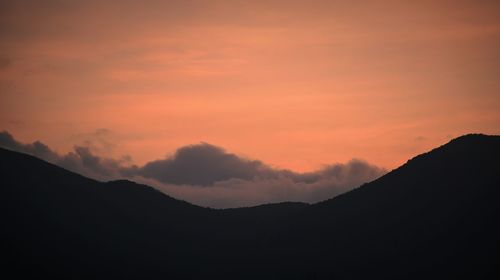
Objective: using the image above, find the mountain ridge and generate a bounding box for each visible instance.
[1,133,499,279]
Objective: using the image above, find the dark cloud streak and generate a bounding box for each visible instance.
[0,130,387,208]
[124,142,386,189]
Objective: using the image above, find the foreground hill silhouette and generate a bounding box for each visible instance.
[1,134,499,279]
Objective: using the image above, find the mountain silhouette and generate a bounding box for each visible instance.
[1,134,499,279]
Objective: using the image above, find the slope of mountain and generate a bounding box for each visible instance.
[1,134,499,279]
[286,134,500,278]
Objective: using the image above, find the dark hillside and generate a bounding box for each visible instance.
[1,134,499,279]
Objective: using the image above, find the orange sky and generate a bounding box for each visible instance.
[1,0,500,171]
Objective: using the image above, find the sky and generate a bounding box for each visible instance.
[1,1,500,206]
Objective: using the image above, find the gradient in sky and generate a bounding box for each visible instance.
[1,0,500,173]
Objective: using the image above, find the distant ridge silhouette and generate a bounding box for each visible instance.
[1,134,499,279]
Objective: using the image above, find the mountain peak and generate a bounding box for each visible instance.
[403,133,500,166]
[447,133,498,144]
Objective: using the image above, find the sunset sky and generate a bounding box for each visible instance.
[1,0,499,174]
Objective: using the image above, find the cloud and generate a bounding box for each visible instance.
[140,159,386,208]
[0,130,124,180]
[0,130,59,162]
[124,143,275,186]
[0,130,386,208]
